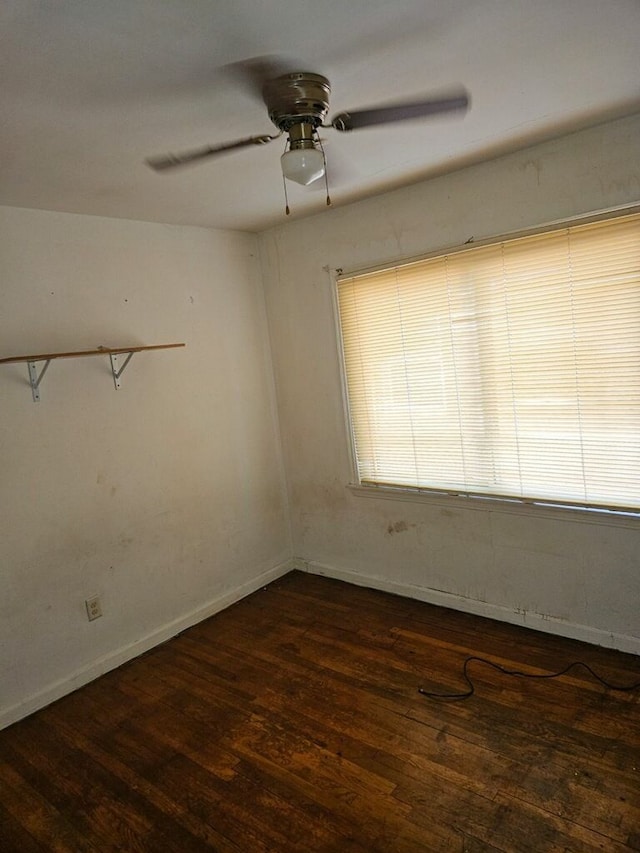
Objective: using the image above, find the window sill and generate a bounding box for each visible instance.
[347,483,640,529]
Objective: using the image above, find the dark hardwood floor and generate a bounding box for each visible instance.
[1,570,639,852]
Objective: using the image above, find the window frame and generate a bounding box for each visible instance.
[332,203,640,522]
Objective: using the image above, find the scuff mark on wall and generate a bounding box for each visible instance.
[520,158,543,186]
[386,520,414,536]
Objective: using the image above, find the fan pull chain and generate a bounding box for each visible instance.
[282,137,291,215]
[283,174,291,216]
[316,134,331,207]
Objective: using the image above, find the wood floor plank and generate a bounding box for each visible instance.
[39,705,243,852]
[1,570,639,852]
[0,803,47,853]
[0,757,99,853]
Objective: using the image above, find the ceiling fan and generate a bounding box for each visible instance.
[146,68,469,204]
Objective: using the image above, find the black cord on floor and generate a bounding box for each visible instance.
[418,656,640,701]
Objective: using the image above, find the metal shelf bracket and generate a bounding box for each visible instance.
[27,359,51,403]
[109,351,135,390]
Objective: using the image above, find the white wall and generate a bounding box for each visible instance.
[259,113,640,653]
[0,207,291,727]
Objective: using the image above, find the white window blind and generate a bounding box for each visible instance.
[337,211,640,512]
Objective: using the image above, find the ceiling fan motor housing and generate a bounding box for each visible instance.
[263,72,331,142]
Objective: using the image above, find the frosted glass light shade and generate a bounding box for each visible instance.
[281,148,325,186]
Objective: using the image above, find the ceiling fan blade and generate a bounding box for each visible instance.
[331,90,469,132]
[146,134,278,171]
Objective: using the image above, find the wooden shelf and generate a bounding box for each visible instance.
[0,342,185,365]
[0,343,185,402]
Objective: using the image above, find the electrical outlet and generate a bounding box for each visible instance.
[85,595,103,621]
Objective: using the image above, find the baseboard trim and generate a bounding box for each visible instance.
[0,559,295,731]
[298,559,640,656]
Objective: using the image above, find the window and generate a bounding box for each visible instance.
[336,211,640,512]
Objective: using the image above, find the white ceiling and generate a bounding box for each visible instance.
[1,0,639,232]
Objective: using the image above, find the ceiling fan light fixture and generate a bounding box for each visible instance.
[280,147,325,186]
